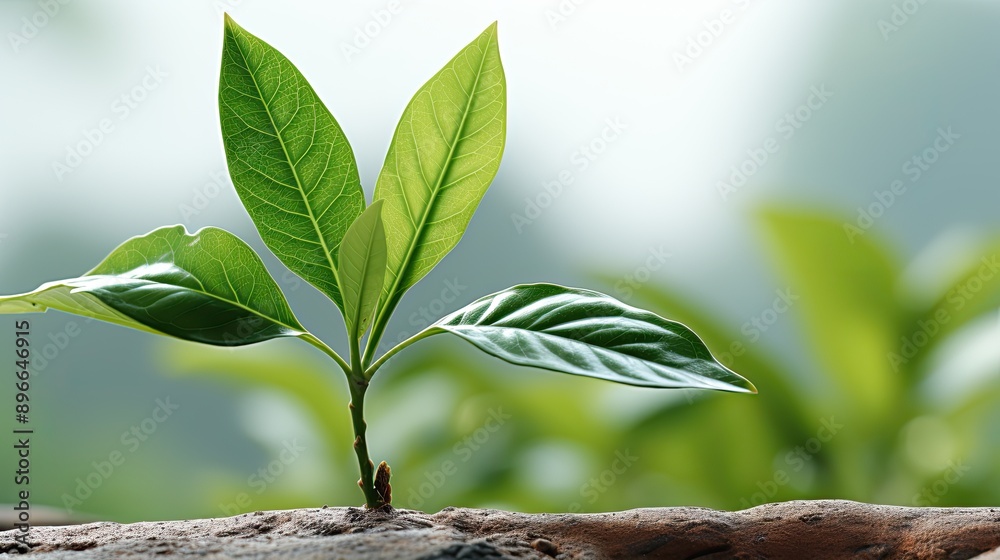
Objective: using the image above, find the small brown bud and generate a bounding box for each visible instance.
[374,461,392,505]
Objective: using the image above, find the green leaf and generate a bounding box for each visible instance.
[758,208,901,411]
[913,239,1000,349]
[412,283,755,392]
[372,23,506,326]
[0,226,304,346]
[219,15,365,314]
[339,200,387,338]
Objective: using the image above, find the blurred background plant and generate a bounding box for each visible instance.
[2,0,998,522]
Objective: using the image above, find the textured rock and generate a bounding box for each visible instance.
[2,500,1000,559]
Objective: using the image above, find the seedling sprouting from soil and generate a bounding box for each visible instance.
[0,17,755,508]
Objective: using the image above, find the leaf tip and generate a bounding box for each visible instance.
[483,21,499,42]
[223,12,241,33]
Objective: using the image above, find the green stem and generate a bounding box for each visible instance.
[348,376,382,508]
[300,332,351,377]
[302,331,381,507]
[361,290,403,369]
[364,328,440,380]
[349,331,384,508]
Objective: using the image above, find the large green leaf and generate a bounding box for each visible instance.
[399,284,755,392]
[219,15,365,313]
[0,226,304,346]
[371,23,506,334]
[339,200,387,339]
[758,208,901,412]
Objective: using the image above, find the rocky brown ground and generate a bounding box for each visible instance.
[2,500,1000,559]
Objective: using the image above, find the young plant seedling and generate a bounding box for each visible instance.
[0,17,756,509]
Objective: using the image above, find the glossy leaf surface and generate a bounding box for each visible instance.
[0,226,304,346]
[425,283,755,392]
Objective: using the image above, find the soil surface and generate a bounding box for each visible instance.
[2,500,1000,559]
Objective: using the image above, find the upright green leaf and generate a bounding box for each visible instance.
[389,284,755,392]
[372,23,506,327]
[339,201,387,338]
[0,226,305,346]
[219,15,365,314]
[758,208,901,412]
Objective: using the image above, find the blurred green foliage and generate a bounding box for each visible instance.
[7,208,998,521]
[161,207,1000,516]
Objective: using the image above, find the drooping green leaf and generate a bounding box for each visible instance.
[406,283,755,392]
[0,226,304,346]
[372,23,506,327]
[339,200,387,338]
[219,15,365,314]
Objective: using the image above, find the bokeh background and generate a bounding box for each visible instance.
[1,0,999,523]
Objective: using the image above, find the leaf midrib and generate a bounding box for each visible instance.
[440,324,744,388]
[85,273,303,334]
[379,30,495,320]
[348,216,381,337]
[437,324,724,385]
[229,29,344,297]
